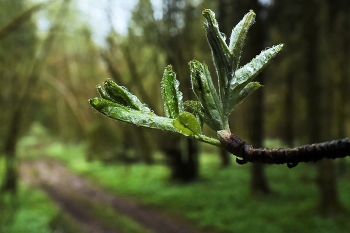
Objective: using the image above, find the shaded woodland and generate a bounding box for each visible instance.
[1,0,350,230]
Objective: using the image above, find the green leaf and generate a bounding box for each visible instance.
[184,100,219,131]
[160,65,184,119]
[202,9,233,101]
[230,82,262,108]
[104,79,150,112]
[229,10,256,71]
[226,44,283,114]
[183,100,205,129]
[184,100,204,116]
[97,84,115,102]
[89,97,175,131]
[173,112,201,136]
[233,44,283,86]
[189,60,225,131]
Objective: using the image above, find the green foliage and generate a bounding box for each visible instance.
[90,97,176,132]
[84,200,153,233]
[89,9,283,147]
[49,212,86,233]
[103,79,150,112]
[190,60,225,131]
[173,112,202,136]
[161,65,184,119]
[0,185,59,233]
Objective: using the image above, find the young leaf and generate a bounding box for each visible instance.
[225,81,251,116]
[202,9,232,100]
[161,65,184,119]
[189,60,225,131]
[184,100,216,131]
[97,84,115,102]
[229,10,256,71]
[184,100,204,117]
[173,112,201,136]
[226,44,283,114]
[230,82,262,109]
[89,97,175,131]
[104,79,150,112]
[233,44,283,86]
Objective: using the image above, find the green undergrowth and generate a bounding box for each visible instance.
[39,141,350,233]
[49,211,86,233]
[0,183,63,233]
[90,203,153,233]
[66,190,153,233]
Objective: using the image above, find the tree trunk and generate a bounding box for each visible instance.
[316,160,343,216]
[247,1,271,196]
[216,0,271,194]
[304,0,344,216]
[219,149,231,167]
[1,0,71,194]
[283,71,294,147]
[161,134,198,182]
[1,109,21,194]
[248,86,270,195]
[160,0,200,182]
[330,8,350,176]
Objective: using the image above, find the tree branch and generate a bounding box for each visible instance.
[217,130,350,168]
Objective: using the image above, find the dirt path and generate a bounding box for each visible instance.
[20,159,199,233]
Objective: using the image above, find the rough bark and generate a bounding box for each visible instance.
[218,130,350,167]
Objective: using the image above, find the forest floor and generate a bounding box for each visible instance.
[20,158,202,233]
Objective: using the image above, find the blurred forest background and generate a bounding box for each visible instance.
[1,0,350,232]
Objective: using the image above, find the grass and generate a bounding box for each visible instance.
[40,141,350,233]
[82,198,154,233]
[0,156,85,233]
[0,183,59,233]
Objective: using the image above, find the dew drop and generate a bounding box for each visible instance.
[220,32,227,41]
[247,66,254,73]
[120,86,128,91]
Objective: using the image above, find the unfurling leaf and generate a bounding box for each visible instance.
[173,112,201,136]
[229,10,256,71]
[189,60,225,131]
[230,82,262,109]
[184,100,204,118]
[226,44,283,114]
[202,9,232,100]
[97,84,115,102]
[89,97,175,131]
[232,44,283,86]
[104,79,150,112]
[161,65,184,119]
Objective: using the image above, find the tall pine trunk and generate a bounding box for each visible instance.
[245,1,271,196]
[160,0,199,182]
[216,0,270,193]
[304,0,344,216]
[1,109,21,193]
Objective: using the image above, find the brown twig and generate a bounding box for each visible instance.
[217,130,350,168]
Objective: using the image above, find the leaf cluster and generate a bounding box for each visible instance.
[89,9,283,147]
